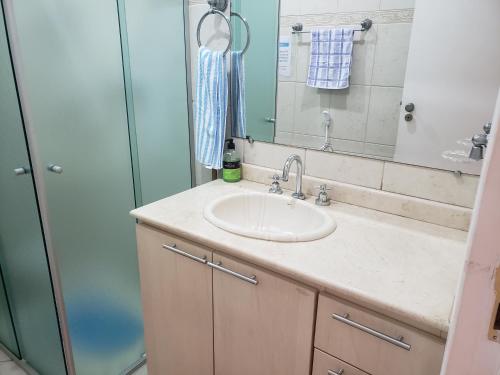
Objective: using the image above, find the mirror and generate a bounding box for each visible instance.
[229,0,500,175]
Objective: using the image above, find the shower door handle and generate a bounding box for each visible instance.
[47,164,63,174]
[14,167,31,176]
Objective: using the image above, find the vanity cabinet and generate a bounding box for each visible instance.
[136,223,447,375]
[136,224,214,375]
[212,253,316,375]
[136,224,316,375]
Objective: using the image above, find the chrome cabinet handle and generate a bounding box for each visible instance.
[264,117,276,123]
[162,244,207,264]
[328,370,344,375]
[332,313,411,351]
[47,164,63,174]
[14,167,30,176]
[208,261,258,285]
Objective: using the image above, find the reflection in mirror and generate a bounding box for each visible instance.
[230,0,279,143]
[231,0,414,157]
[230,0,500,175]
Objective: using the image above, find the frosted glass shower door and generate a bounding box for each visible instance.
[4,0,144,373]
[119,0,193,205]
[0,2,66,374]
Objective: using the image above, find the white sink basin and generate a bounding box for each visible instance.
[203,192,337,242]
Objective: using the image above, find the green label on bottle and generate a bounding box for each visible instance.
[223,166,241,183]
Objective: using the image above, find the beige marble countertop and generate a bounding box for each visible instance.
[131,179,468,338]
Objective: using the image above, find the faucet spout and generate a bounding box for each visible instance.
[281,155,305,200]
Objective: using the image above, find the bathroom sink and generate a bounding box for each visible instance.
[203,192,337,242]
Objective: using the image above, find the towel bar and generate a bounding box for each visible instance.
[292,18,373,34]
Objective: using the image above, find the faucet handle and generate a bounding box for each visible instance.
[269,174,283,195]
[315,184,331,192]
[484,122,492,135]
[315,184,332,206]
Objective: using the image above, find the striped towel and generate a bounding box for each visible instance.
[195,47,228,170]
[231,51,246,138]
[307,28,354,90]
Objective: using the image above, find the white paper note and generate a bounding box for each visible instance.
[279,36,291,77]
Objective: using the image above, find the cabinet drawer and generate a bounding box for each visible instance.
[315,294,445,375]
[313,349,369,375]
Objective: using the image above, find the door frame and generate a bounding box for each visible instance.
[441,89,500,374]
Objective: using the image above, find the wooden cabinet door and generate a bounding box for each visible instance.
[212,253,316,375]
[136,224,214,375]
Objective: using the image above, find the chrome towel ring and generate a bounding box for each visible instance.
[230,12,251,55]
[197,8,232,56]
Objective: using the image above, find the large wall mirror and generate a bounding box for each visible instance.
[229,0,500,175]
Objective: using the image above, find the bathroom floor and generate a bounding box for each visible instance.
[0,348,148,375]
[0,349,26,375]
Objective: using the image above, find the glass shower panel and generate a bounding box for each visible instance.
[0,267,18,357]
[119,0,193,205]
[232,0,279,142]
[0,2,66,373]
[5,0,144,373]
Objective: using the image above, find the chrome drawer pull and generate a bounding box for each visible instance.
[162,244,207,264]
[328,369,344,375]
[208,261,258,285]
[332,313,411,351]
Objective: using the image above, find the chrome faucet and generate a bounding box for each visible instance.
[281,155,305,200]
[469,122,491,161]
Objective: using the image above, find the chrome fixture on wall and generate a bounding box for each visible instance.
[291,18,373,34]
[469,122,492,161]
[197,1,232,55]
[208,0,227,12]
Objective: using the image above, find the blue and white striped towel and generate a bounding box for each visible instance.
[231,51,246,139]
[307,28,354,90]
[195,47,228,170]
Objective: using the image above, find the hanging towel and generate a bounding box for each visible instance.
[195,47,228,170]
[307,28,354,90]
[231,51,247,139]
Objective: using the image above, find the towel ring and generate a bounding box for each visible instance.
[230,12,251,55]
[197,8,233,56]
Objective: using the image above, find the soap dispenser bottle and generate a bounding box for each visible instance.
[223,139,241,183]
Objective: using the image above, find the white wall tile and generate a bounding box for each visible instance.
[294,83,331,136]
[306,149,384,188]
[382,163,480,208]
[380,0,415,10]
[366,86,403,145]
[276,82,296,133]
[274,131,295,146]
[244,141,306,171]
[350,25,377,85]
[372,23,413,86]
[330,85,371,141]
[300,0,339,14]
[280,0,300,16]
[295,35,312,83]
[338,0,380,12]
[332,138,365,154]
[364,143,396,159]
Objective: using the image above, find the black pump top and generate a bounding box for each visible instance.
[225,138,235,150]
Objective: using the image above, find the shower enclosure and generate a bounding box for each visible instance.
[0,0,193,374]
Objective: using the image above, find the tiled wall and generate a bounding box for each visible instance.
[237,140,480,210]
[276,2,414,159]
